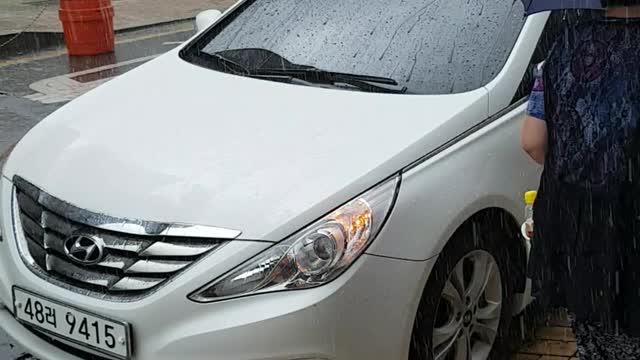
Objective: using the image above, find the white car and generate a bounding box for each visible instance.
[0,1,557,359]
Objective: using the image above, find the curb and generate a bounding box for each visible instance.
[0,17,194,59]
[113,17,194,34]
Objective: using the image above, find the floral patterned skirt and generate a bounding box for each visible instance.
[574,321,640,359]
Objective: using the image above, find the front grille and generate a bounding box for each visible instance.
[12,176,230,299]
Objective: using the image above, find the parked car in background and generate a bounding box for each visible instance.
[0,0,564,359]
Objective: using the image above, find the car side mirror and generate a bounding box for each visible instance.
[195,9,222,32]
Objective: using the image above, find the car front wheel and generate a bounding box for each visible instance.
[410,214,518,360]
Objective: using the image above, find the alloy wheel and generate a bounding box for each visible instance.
[432,250,503,360]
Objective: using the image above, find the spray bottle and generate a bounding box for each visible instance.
[524,190,537,239]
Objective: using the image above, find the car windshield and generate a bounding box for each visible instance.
[181,0,526,94]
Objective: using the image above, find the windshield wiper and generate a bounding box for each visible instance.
[193,51,250,74]
[246,68,408,94]
[250,68,398,85]
[201,48,408,94]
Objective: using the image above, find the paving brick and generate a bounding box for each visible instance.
[513,354,541,360]
[535,327,576,341]
[545,311,572,327]
[546,318,572,327]
[520,340,577,357]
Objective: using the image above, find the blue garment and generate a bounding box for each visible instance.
[533,19,640,187]
[526,62,546,120]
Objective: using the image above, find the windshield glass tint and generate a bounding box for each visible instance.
[186,0,526,94]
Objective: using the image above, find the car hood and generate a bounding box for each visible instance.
[3,50,487,241]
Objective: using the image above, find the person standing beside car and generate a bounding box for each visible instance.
[521,0,640,358]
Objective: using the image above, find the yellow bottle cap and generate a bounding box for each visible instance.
[524,191,537,205]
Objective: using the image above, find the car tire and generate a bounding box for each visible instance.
[409,212,519,360]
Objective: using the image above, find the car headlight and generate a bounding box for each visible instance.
[189,174,401,302]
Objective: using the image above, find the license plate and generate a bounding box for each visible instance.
[13,287,131,359]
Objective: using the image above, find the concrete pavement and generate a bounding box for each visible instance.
[0,0,235,58]
[0,0,235,36]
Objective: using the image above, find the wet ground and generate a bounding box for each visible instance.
[513,309,580,360]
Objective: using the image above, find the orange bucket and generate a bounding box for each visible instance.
[59,0,115,56]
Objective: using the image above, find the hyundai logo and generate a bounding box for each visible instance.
[63,234,105,265]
